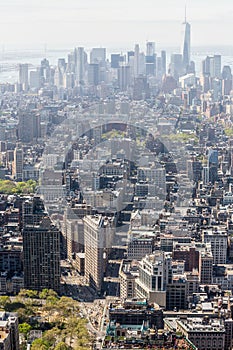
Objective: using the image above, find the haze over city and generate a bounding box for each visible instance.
[0,0,233,49]
[0,1,233,350]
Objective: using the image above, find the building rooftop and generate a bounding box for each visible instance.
[177,317,225,333]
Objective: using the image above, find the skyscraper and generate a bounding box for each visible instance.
[23,216,60,292]
[135,252,167,306]
[210,55,222,79]
[202,55,222,79]
[145,42,156,76]
[208,149,218,184]
[12,144,23,181]
[161,50,167,76]
[22,196,45,227]
[222,65,232,95]
[84,215,115,292]
[90,48,106,65]
[30,69,41,89]
[19,64,29,91]
[118,65,131,91]
[146,42,155,57]
[182,6,191,73]
[88,63,99,86]
[40,58,51,86]
[18,110,40,143]
[111,54,123,69]
[134,44,140,77]
[75,47,87,85]
[170,54,183,80]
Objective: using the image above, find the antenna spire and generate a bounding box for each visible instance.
[185,2,187,23]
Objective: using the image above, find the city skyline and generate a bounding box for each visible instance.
[0,0,233,49]
[0,2,233,350]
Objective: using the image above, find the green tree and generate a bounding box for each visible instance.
[101,129,126,140]
[225,127,233,137]
[0,180,16,194]
[18,289,38,299]
[0,180,37,195]
[15,180,37,194]
[39,289,58,299]
[0,296,10,309]
[169,132,198,144]
[12,290,90,349]
[56,297,79,322]
[18,322,32,337]
[5,301,25,314]
[15,308,29,324]
[26,179,37,190]
[43,327,62,347]
[63,317,78,347]
[63,317,89,348]
[54,342,70,350]
[31,338,49,350]
[42,295,59,322]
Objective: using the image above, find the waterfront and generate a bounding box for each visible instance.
[0,46,233,84]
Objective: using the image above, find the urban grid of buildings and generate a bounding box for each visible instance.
[0,10,233,350]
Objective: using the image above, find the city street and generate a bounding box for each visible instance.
[79,299,108,349]
[60,260,96,301]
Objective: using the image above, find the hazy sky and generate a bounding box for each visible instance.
[1,0,233,50]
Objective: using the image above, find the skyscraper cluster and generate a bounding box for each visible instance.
[0,7,233,350]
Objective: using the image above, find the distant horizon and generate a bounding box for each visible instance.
[1,0,233,49]
[1,42,233,54]
[1,44,233,55]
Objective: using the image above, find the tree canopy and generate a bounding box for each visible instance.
[18,322,32,337]
[0,179,37,194]
[0,289,90,349]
